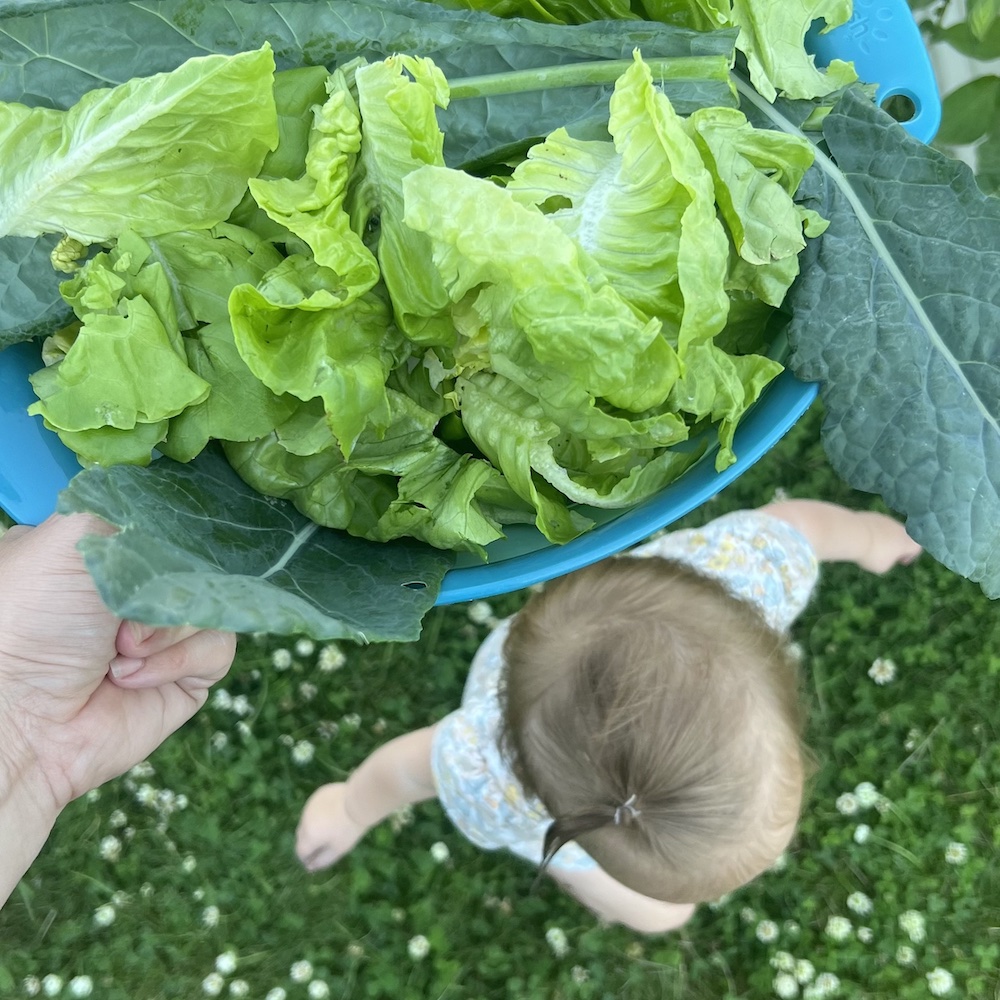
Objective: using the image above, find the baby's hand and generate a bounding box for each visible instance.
[854,512,923,574]
[296,782,368,872]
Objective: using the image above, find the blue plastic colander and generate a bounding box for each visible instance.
[0,0,940,604]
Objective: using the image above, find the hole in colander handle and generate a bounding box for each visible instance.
[805,0,942,143]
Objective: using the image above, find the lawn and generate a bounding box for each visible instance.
[2,405,998,1000]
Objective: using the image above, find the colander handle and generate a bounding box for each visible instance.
[805,0,942,143]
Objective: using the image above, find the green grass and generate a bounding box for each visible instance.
[2,406,998,1000]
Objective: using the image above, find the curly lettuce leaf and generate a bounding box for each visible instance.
[729,0,857,101]
[0,45,278,242]
[402,164,676,412]
[507,52,730,352]
[247,67,379,301]
[350,55,455,347]
[229,255,406,456]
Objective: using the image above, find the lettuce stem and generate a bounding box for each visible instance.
[448,56,733,100]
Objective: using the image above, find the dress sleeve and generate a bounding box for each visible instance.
[629,510,819,632]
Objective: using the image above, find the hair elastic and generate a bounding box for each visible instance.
[613,793,641,826]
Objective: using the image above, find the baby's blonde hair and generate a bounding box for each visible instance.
[500,554,810,904]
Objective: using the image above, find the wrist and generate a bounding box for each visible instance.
[0,733,62,907]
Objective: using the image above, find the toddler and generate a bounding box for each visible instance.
[296,500,920,932]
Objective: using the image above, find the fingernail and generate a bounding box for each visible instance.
[128,621,149,646]
[110,656,145,680]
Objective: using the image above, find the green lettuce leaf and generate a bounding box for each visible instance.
[56,445,453,642]
[0,45,278,242]
[227,390,507,554]
[248,67,379,300]
[229,255,406,456]
[507,54,729,345]
[350,55,455,347]
[402,163,677,412]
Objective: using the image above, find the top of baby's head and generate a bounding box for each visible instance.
[499,555,809,905]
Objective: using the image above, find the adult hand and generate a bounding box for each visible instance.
[0,513,236,903]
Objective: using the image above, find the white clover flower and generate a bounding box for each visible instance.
[783,920,801,937]
[899,909,926,943]
[571,966,590,984]
[135,784,157,806]
[545,927,569,957]
[342,713,362,730]
[756,919,779,943]
[794,959,815,984]
[67,976,93,997]
[390,805,414,832]
[770,952,795,973]
[391,907,406,923]
[895,945,916,966]
[770,852,789,873]
[846,891,873,916]
[307,982,330,1000]
[176,794,189,810]
[773,972,799,999]
[41,976,62,998]
[212,689,233,711]
[786,640,803,662]
[236,721,252,739]
[298,683,318,703]
[202,973,225,997]
[346,943,364,959]
[824,915,852,941]
[211,731,229,751]
[93,904,116,928]
[202,906,220,929]
[99,835,122,862]
[408,935,431,960]
[130,760,155,779]
[271,648,293,670]
[215,951,238,976]
[467,600,494,624]
[708,892,732,911]
[295,638,316,658]
[318,644,346,672]
[228,981,249,998]
[853,782,879,808]
[430,841,450,863]
[813,972,840,996]
[278,734,294,747]
[926,968,955,997]
[857,926,873,943]
[289,961,313,984]
[140,882,153,898]
[292,740,315,765]
[740,907,757,924]
[372,718,387,735]
[874,795,892,815]
[108,809,127,828]
[123,826,136,840]
[835,793,859,816]
[178,854,195,874]
[23,977,41,997]
[317,721,340,741]
[193,889,205,902]
[904,727,920,751]
[231,695,251,717]
[868,657,897,685]
[944,842,968,865]
[853,824,871,844]
[264,990,287,1000]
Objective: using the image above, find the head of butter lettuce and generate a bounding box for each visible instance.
[17,47,822,564]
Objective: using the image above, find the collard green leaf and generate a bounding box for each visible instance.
[779,90,1000,597]
[56,446,453,641]
[0,235,71,347]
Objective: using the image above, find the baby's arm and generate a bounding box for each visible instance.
[549,866,695,935]
[295,725,438,872]
[759,499,922,573]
